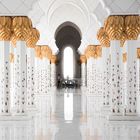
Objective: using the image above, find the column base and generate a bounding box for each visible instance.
[80,114,87,122]
[27,106,38,115]
[0,113,11,116]
[101,105,111,116]
[51,113,58,123]
[108,115,140,121]
[0,115,32,121]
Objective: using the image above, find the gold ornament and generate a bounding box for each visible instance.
[85,45,102,59]
[40,45,52,60]
[51,55,57,64]
[0,16,12,40]
[12,16,32,45]
[35,46,41,58]
[125,15,140,40]
[123,53,127,63]
[137,48,140,59]
[97,27,110,47]
[104,16,124,40]
[9,53,14,63]
[26,28,40,48]
[80,55,86,63]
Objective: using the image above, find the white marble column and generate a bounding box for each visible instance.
[34,55,40,95]
[0,41,10,115]
[110,40,123,116]
[102,47,111,109]
[42,57,51,94]
[12,41,27,115]
[137,48,140,115]
[87,57,96,94]
[9,44,15,114]
[81,63,86,87]
[26,47,35,111]
[125,40,139,115]
[51,63,56,87]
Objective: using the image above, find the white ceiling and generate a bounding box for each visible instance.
[0,0,139,54]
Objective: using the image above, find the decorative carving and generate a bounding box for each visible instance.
[41,45,52,60]
[104,16,124,40]
[85,45,102,59]
[97,27,110,47]
[9,53,14,63]
[123,53,127,62]
[51,55,57,64]
[120,32,127,47]
[26,28,40,48]
[125,15,140,40]
[0,16,12,40]
[80,55,86,63]
[11,16,32,45]
[35,46,41,58]
[137,48,140,59]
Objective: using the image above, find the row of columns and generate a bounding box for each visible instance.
[0,16,57,116]
[80,15,140,119]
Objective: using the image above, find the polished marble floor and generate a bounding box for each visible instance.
[0,88,140,140]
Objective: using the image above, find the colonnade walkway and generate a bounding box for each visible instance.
[0,88,140,140]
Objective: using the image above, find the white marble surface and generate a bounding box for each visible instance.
[0,88,140,140]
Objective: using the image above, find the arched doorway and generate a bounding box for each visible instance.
[63,46,74,79]
[55,22,81,88]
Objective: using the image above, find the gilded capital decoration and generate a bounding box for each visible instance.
[26,28,40,48]
[137,48,140,59]
[9,53,14,63]
[40,45,52,60]
[51,55,57,64]
[104,16,124,40]
[0,16,12,40]
[123,53,127,63]
[97,27,110,47]
[35,46,42,59]
[11,16,32,45]
[125,15,140,40]
[85,45,102,59]
[80,55,86,63]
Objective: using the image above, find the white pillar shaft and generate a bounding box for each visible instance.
[0,41,10,115]
[110,40,123,115]
[12,41,27,115]
[81,63,86,86]
[27,48,35,109]
[34,57,40,95]
[51,63,56,87]
[102,47,110,106]
[87,58,96,94]
[126,40,138,115]
[42,58,50,94]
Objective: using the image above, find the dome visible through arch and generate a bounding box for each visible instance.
[55,21,81,79]
[55,21,82,50]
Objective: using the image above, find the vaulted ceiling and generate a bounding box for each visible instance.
[0,0,139,54]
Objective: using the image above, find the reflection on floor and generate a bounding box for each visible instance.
[0,88,140,140]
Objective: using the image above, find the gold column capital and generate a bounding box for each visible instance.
[9,53,14,63]
[97,27,110,47]
[51,55,57,64]
[85,45,102,59]
[137,48,140,59]
[35,46,42,59]
[11,16,32,46]
[125,15,140,40]
[123,53,127,63]
[0,16,12,40]
[40,45,52,60]
[26,28,40,48]
[104,16,124,40]
[80,55,86,63]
